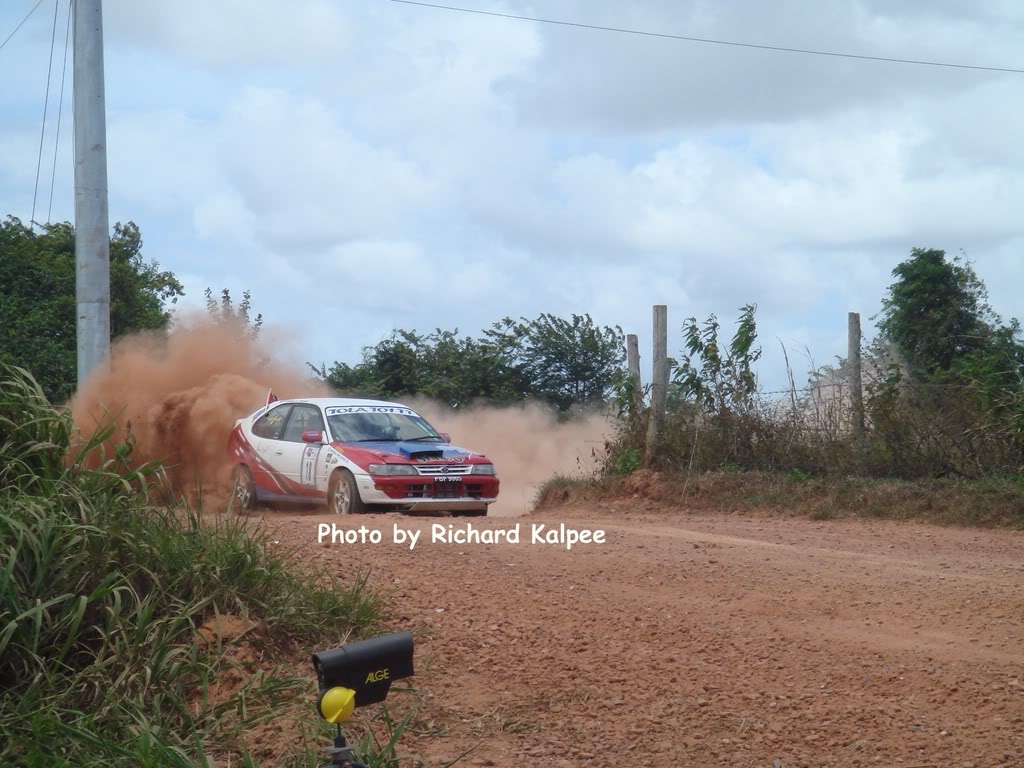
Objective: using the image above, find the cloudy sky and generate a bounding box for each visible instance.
[2,0,1023,389]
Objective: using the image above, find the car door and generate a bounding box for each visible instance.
[249,404,293,495]
[279,404,327,497]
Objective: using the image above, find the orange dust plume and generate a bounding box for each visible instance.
[69,318,328,500]
[69,319,609,515]
[412,401,611,516]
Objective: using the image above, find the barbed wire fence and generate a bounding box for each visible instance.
[620,309,1024,481]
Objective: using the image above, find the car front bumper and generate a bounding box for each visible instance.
[396,498,494,514]
[354,473,499,510]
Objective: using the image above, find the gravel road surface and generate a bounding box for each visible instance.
[270,503,1024,767]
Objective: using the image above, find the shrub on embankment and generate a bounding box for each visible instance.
[535,469,1024,528]
[0,364,381,766]
[565,253,1024,527]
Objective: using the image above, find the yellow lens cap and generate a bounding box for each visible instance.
[319,686,356,724]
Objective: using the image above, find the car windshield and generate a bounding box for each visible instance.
[327,410,443,443]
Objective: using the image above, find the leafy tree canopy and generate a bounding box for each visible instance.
[504,313,626,412]
[877,248,1024,397]
[204,287,263,339]
[0,217,184,403]
[878,248,995,374]
[674,304,761,413]
[314,313,625,412]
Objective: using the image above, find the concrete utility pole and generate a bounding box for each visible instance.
[626,333,642,418]
[643,305,668,468]
[848,311,865,445]
[73,0,111,386]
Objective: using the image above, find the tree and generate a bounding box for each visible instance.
[408,329,522,406]
[318,326,528,407]
[315,330,475,403]
[674,304,761,414]
[204,287,263,339]
[871,249,1024,474]
[110,223,183,337]
[877,249,993,375]
[0,216,183,403]
[313,359,376,396]
[314,313,625,412]
[504,313,625,412]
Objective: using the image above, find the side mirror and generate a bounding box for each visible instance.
[439,432,451,443]
[303,430,324,444]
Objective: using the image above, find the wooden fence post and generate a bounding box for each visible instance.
[626,333,642,419]
[848,311,865,445]
[643,305,668,468]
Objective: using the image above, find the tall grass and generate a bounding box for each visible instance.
[535,469,1024,528]
[608,349,1024,482]
[0,364,382,767]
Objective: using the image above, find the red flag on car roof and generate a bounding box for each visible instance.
[265,388,279,408]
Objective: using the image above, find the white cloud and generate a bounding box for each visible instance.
[508,0,1024,130]
[1,0,1022,388]
[104,0,354,69]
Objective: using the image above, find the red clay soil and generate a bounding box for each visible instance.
[266,501,1024,768]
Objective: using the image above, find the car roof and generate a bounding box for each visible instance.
[273,397,415,411]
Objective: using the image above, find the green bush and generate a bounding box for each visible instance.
[0,364,382,767]
[787,468,813,483]
[611,447,642,475]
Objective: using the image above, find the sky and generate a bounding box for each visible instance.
[1,0,1023,390]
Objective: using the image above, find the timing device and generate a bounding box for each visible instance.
[311,631,415,767]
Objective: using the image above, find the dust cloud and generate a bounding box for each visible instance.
[413,401,611,516]
[69,319,610,514]
[69,318,327,500]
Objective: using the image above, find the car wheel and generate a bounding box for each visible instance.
[328,470,367,515]
[232,465,257,512]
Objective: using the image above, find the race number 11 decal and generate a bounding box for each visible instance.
[302,445,320,487]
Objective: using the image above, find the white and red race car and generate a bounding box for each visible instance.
[227,397,499,515]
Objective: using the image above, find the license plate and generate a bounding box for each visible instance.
[434,477,462,483]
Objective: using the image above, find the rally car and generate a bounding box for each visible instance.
[227,397,499,515]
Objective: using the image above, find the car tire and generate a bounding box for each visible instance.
[328,470,367,515]
[232,465,257,513]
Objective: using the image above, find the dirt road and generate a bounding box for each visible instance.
[270,502,1024,767]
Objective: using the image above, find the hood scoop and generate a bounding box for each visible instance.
[402,448,444,460]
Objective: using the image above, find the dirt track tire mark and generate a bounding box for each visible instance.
[272,509,1024,767]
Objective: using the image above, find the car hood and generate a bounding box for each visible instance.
[333,440,485,463]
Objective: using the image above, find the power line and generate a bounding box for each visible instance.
[0,0,45,53]
[389,0,1024,75]
[47,0,71,223]
[30,0,59,231]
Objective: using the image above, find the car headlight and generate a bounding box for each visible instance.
[368,464,417,476]
[470,463,496,476]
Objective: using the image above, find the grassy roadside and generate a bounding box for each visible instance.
[0,365,394,767]
[535,469,1024,529]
